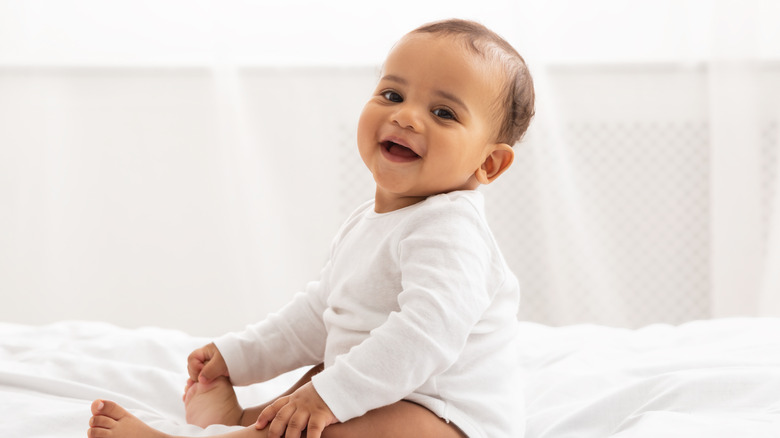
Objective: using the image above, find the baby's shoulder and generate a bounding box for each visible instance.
[392,191,492,247]
[408,190,486,224]
[328,199,375,244]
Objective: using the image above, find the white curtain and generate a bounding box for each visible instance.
[0,0,778,335]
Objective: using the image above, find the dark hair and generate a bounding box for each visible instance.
[411,19,535,145]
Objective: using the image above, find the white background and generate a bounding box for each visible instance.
[2,1,780,66]
[1,0,779,336]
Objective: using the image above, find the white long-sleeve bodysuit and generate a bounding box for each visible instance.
[214,190,522,437]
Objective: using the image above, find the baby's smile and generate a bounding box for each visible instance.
[381,140,421,162]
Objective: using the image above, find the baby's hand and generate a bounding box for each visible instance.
[255,382,337,438]
[187,342,229,384]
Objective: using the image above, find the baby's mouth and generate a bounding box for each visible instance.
[381,140,421,160]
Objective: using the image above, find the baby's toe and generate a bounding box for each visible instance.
[91,399,128,421]
[87,422,113,438]
[89,413,117,429]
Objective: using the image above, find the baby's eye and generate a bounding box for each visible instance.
[382,91,403,103]
[432,108,456,120]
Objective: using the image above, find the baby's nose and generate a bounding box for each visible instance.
[392,104,423,132]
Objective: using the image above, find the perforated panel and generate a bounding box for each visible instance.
[488,121,712,327]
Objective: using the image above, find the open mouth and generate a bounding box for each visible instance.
[381,140,421,160]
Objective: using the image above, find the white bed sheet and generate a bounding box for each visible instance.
[0,321,300,438]
[1,318,779,437]
[519,318,780,437]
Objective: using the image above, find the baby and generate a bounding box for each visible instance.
[87,18,534,438]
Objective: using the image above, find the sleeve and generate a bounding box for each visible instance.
[311,201,497,422]
[213,265,331,386]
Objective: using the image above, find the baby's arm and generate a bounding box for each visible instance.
[213,275,332,387]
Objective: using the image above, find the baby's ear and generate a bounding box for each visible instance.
[475,143,514,185]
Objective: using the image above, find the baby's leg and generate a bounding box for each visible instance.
[93,364,459,438]
[320,400,467,438]
[90,398,464,438]
[184,376,243,427]
[88,399,267,438]
[88,399,171,438]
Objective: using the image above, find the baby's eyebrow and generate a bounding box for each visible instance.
[381,74,407,85]
[434,90,469,115]
[381,74,469,115]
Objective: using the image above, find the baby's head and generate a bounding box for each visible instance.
[358,19,535,212]
[409,19,535,145]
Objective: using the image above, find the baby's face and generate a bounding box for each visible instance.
[357,33,504,213]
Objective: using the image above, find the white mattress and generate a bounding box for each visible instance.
[1,318,779,437]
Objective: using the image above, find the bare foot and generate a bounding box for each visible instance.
[183,376,243,428]
[88,399,171,438]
